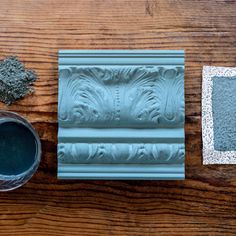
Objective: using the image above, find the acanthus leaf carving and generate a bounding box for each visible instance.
[58,66,184,128]
[58,143,185,164]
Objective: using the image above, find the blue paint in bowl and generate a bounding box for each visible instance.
[0,111,41,191]
[0,121,37,175]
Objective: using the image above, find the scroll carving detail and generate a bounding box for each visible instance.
[58,143,185,164]
[58,66,184,128]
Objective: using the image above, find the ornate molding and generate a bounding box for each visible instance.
[58,143,185,164]
[59,66,184,128]
[58,50,185,179]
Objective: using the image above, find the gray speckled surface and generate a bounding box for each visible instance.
[0,56,37,105]
[202,66,236,164]
[213,76,236,151]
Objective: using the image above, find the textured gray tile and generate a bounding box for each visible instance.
[202,66,236,164]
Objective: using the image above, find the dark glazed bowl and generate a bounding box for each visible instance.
[0,110,41,191]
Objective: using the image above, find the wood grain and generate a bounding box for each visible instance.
[0,0,235,235]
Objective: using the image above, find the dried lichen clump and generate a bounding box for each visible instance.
[0,56,37,105]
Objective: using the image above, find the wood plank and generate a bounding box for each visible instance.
[0,0,235,235]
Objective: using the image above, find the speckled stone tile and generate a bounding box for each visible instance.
[202,66,236,164]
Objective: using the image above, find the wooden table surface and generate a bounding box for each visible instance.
[0,0,235,235]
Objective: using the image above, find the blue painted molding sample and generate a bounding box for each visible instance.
[58,50,185,180]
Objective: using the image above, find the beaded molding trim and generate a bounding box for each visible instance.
[202,66,236,164]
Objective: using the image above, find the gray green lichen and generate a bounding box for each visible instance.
[0,56,37,105]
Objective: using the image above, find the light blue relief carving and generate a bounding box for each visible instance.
[58,66,184,128]
[58,143,185,164]
[58,50,185,180]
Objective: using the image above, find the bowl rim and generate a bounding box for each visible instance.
[0,110,41,183]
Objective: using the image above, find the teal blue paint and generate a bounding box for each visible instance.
[59,50,184,66]
[212,76,236,151]
[58,50,185,180]
[58,164,185,180]
[0,121,37,175]
[59,67,184,128]
[58,128,184,143]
